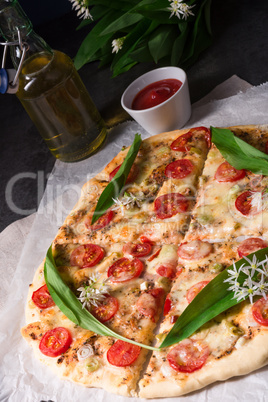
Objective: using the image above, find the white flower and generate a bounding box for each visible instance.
[77,273,110,309]
[167,0,195,20]
[111,191,145,215]
[112,37,125,54]
[69,0,93,20]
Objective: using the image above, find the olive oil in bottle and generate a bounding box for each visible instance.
[0,0,107,162]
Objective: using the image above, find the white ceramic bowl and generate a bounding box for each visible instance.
[121,66,191,135]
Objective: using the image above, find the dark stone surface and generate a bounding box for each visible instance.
[1,0,268,232]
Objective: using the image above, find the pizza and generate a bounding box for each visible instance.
[21,125,268,398]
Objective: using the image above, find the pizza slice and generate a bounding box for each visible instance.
[185,126,268,242]
[139,239,268,398]
[21,239,179,396]
[54,127,210,247]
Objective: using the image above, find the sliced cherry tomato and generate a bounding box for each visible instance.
[107,340,141,367]
[170,126,210,152]
[167,339,209,373]
[252,297,268,326]
[122,242,152,257]
[147,247,161,262]
[107,257,143,282]
[156,264,176,279]
[178,240,213,260]
[136,288,164,321]
[154,193,189,220]
[164,296,172,315]
[70,244,105,268]
[139,235,155,245]
[32,284,55,309]
[215,161,246,183]
[237,237,268,257]
[235,191,259,216]
[39,327,72,357]
[86,210,114,231]
[165,159,194,179]
[109,163,138,183]
[91,295,119,323]
[186,281,210,303]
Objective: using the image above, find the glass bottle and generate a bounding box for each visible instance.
[0,0,107,162]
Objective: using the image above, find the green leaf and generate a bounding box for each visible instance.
[211,127,268,175]
[148,25,177,63]
[91,133,142,224]
[44,245,158,351]
[101,13,143,36]
[170,23,189,65]
[160,247,268,348]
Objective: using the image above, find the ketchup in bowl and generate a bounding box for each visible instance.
[132,79,182,110]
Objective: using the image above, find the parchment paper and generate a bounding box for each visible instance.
[1,76,268,402]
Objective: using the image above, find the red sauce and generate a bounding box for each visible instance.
[132,78,182,110]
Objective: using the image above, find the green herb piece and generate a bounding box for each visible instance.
[160,247,268,349]
[91,133,142,225]
[211,127,268,175]
[44,245,158,351]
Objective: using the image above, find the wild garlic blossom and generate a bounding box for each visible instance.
[167,0,195,20]
[78,273,110,309]
[224,254,268,304]
[111,191,145,215]
[69,0,93,20]
[112,37,126,54]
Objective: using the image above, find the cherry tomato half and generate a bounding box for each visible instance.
[235,191,259,216]
[165,159,194,179]
[107,257,143,282]
[136,288,164,321]
[215,161,246,183]
[156,264,176,279]
[70,244,105,268]
[107,340,141,367]
[32,284,55,309]
[167,339,210,373]
[252,297,268,326]
[237,237,268,258]
[91,295,119,323]
[109,163,139,183]
[178,240,213,260]
[170,126,211,152]
[39,327,72,357]
[154,193,189,220]
[86,210,114,231]
[163,296,172,316]
[186,281,210,303]
[122,242,152,257]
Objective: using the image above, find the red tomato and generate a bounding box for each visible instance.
[147,247,161,262]
[32,284,55,309]
[87,210,114,231]
[122,242,152,257]
[107,257,143,282]
[252,297,268,326]
[70,244,105,268]
[237,237,268,257]
[154,193,189,220]
[170,132,192,152]
[107,340,141,367]
[39,327,72,357]
[235,191,259,216]
[167,339,209,373]
[139,235,155,245]
[186,281,210,303]
[165,159,194,179]
[178,240,213,260]
[136,288,164,321]
[156,264,176,279]
[215,161,246,183]
[109,163,138,183]
[170,126,210,152]
[164,296,172,315]
[91,295,119,323]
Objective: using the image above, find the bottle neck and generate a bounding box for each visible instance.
[0,0,52,69]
